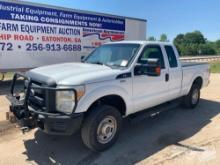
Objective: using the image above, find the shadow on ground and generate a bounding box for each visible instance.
[22,99,220,165]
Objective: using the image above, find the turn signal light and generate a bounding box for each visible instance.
[155,67,161,75]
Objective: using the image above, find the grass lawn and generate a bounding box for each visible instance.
[210,61,220,73]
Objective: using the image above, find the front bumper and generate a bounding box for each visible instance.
[33,110,83,135]
[7,73,83,135]
[7,92,84,135]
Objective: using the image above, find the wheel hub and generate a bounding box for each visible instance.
[192,88,199,105]
[101,124,112,135]
[97,116,117,144]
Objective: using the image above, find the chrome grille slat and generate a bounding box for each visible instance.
[28,81,46,111]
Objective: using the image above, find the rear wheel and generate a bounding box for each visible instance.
[81,105,122,151]
[182,83,200,108]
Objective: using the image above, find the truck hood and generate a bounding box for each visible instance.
[26,63,121,85]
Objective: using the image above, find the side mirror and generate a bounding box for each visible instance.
[134,58,161,76]
[81,56,85,62]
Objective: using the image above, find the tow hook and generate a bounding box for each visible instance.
[9,104,27,120]
[21,127,30,134]
[19,117,37,134]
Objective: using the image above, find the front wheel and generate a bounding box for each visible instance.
[182,83,200,109]
[81,105,122,151]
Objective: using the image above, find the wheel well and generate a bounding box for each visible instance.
[86,95,126,116]
[192,77,203,89]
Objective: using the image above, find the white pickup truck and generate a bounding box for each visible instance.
[7,41,210,151]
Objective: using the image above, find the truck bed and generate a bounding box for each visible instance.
[181,61,210,96]
[181,62,208,67]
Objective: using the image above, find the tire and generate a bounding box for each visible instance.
[81,105,122,151]
[182,83,200,109]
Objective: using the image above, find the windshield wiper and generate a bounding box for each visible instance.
[90,61,113,68]
[93,61,104,65]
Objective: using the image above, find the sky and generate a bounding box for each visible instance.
[24,0,220,41]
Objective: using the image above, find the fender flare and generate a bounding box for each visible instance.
[186,74,203,94]
[75,85,132,115]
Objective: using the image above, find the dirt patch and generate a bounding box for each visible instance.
[0,120,17,136]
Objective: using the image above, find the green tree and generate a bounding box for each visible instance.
[215,40,220,48]
[184,31,206,44]
[183,44,198,55]
[214,40,220,54]
[148,36,156,41]
[198,44,216,55]
[160,34,168,42]
[173,30,215,56]
[173,34,185,55]
[174,34,185,45]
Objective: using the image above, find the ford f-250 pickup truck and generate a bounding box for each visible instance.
[7,41,210,151]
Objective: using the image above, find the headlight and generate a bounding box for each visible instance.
[56,85,85,113]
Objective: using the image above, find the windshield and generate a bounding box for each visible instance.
[84,44,140,68]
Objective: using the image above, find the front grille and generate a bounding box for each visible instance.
[28,81,47,111]
[11,73,57,113]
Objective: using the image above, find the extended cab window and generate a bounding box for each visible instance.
[138,45,165,69]
[165,46,178,68]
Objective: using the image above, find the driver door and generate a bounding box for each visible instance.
[132,45,170,113]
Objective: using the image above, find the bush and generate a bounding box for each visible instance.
[174,31,216,56]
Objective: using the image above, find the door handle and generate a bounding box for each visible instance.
[165,73,169,82]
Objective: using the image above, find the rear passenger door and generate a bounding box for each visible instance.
[163,45,182,99]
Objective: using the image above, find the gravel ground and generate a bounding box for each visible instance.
[0,74,220,165]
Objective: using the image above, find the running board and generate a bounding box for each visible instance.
[128,98,182,124]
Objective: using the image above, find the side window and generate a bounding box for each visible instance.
[138,45,165,69]
[165,46,178,68]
